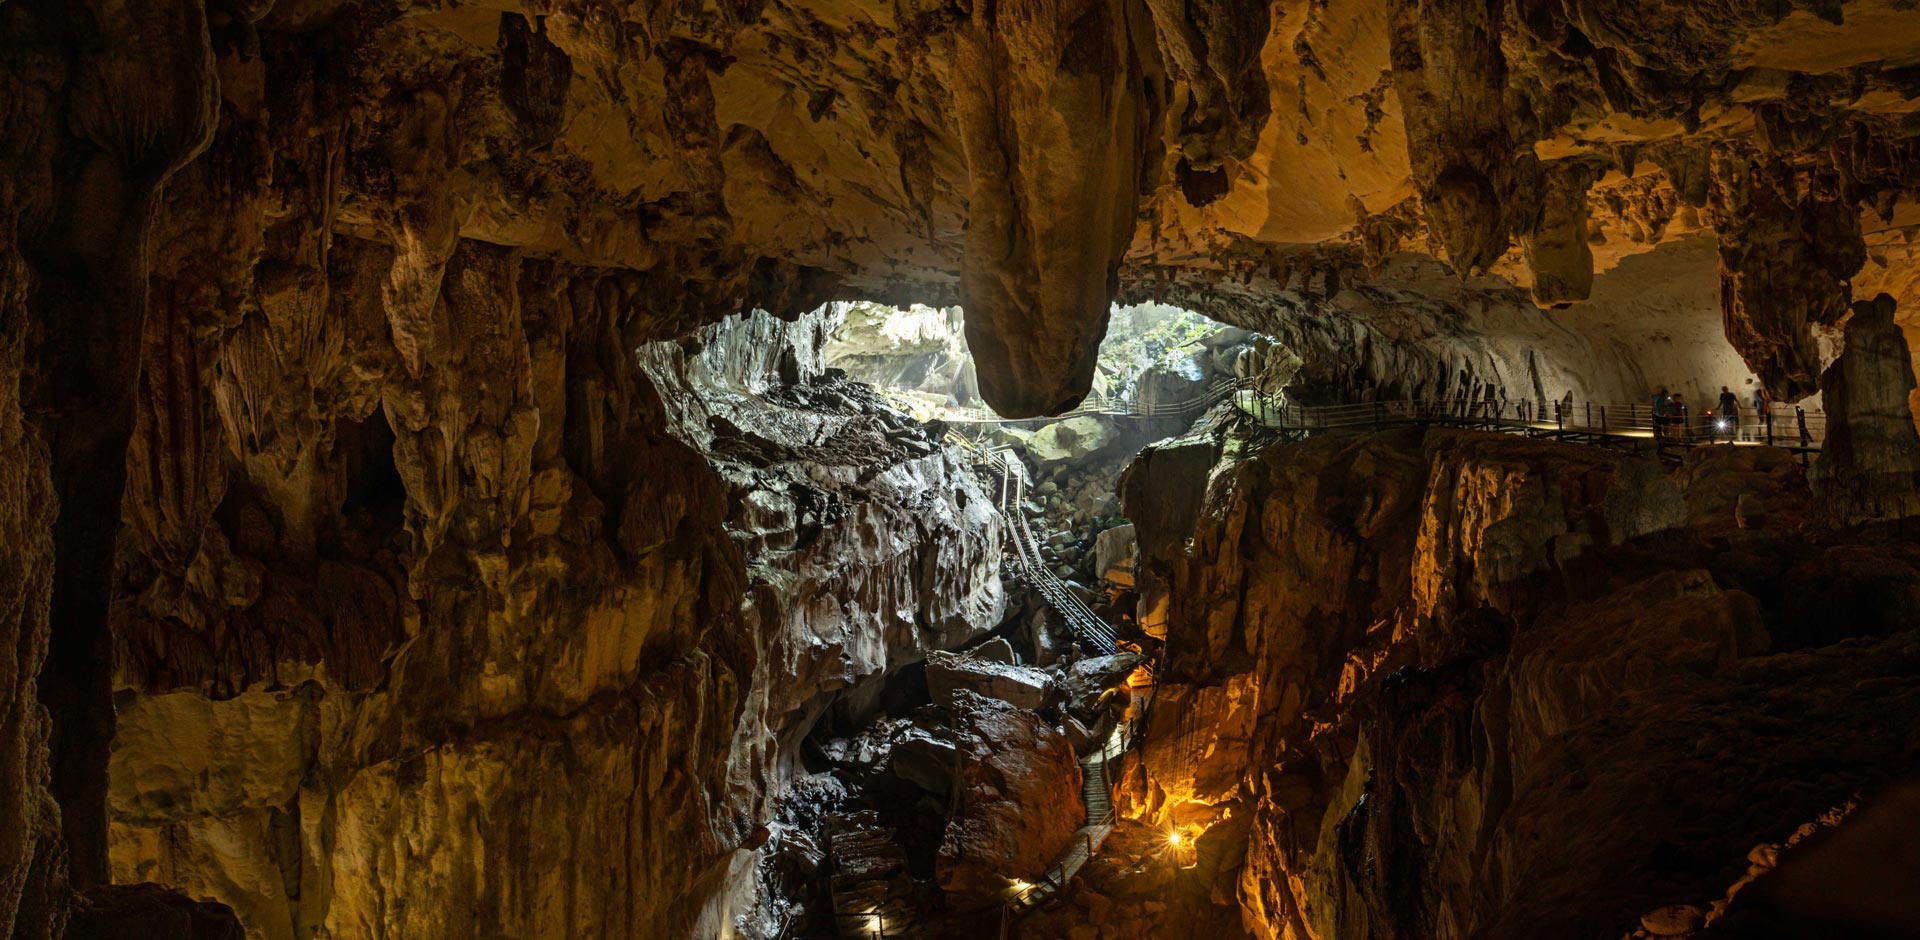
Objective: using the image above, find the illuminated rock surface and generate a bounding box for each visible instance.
[1116,427,1920,940]
[2,0,1920,937]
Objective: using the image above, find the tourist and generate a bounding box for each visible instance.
[1717,386,1740,442]
[1753,386,1771,441]
[1671,393,1690,441]
[1651,386,1671,440]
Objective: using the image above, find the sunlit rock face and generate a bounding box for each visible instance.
[1131,236,1771,413]
[823,303,979,405]
[1119,427,1920,940]
[102,309,1004,940]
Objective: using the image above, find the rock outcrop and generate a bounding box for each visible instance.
[1112,426,1920,940]
[1812,293,1920,525]
[102,310,1004,940]
[66,885,244,940]
[936,693,1084,910]
[926,650,1054,711]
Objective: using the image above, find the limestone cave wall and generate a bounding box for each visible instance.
[5,0,1920,937]
[1119,427,1920,939]
[101,305,1002,940]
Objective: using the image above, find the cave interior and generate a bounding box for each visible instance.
[3,1,1920,939]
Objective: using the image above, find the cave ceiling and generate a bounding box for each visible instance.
[88,0,1920,413]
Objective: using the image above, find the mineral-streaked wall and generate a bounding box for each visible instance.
[1119,427,1920,940]
[104,310,1004,940]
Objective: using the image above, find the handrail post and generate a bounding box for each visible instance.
[1797,406,1810,446]
[1766,411,1774,446]
[1600,405,1608,436]
[1585,402,1591,428]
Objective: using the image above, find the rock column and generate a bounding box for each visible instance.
[1812,293,1920,526]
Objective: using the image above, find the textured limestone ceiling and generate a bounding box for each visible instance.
[152,0,1920,414]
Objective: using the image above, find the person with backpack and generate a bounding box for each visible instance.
[1652,386,1671,440]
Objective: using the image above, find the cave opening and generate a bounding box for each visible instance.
[11,4,1920,939]
[617,301,1226,937]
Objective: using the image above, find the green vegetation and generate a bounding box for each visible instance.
[1094,305,1218,398]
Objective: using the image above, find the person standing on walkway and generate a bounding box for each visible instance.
[1652,386,1671,440]
[1717,386,1740,442]
[1671,393,1690,442]
[1753,386,1771,441]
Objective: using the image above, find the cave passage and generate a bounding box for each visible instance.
[7,3,1920,939]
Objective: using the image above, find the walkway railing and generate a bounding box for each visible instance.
[890,378,1239,426]
[945,431,1119,654]
[903,380,1825,458]
[995,651,1161,934]
[1233,391,1827,459]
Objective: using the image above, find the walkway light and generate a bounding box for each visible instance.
[1166,829,1183,846]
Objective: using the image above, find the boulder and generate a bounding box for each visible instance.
[1120,434,1224,564]
[1061,653,1146,723]
[1094,524,1137,586]
[1673,443,1809,534]
[1640,905,1704,937]
[1029,416,1119,463]
[925,649,1055,710]
[1061,714,1097,754]
[890,733,962,795]
[1136,356,1213,415]
[937,693,1084,909]
[969,636,1018,665]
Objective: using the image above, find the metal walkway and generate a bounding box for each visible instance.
[995,665,1158,933]
[1229,390,1828,460]
[922,378,1829,461]
[944,434,1120,654]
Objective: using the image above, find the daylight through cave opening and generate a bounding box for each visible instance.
[4,2,1920,939]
